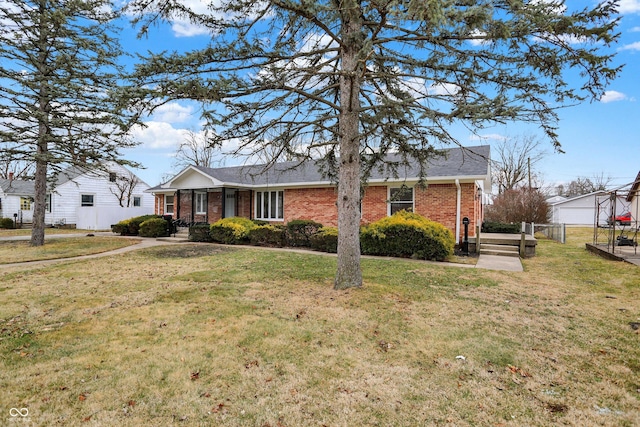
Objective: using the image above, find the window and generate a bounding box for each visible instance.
[81,194,94,207]
[133,196,141,207]
[165,195,174,215]
[195,192,207,215]
[389,186,413,215]
[109,172,117,182]
[20,197,32,210]
[255,190,284,220]
[45,194,51,213]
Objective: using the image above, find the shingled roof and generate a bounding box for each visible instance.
[0,178,35,196]
[151,145,490,191]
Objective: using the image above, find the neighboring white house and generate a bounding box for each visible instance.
[0,175,35,223]
[549,191,627,225]
[46,163,154,230]
[1,164,154,230]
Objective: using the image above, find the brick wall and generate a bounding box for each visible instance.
[154,182,481,242]
[284,187,338,225]
[208,192,222,222]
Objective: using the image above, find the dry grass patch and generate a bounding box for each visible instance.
[0,236,139,264]
[0,232,638,426]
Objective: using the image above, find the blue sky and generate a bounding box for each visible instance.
[120,1,640,192]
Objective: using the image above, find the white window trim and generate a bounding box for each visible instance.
[132,195,142,207]
[195,192,207,215]
[81,194,95,207]
[388,186,414,216]
[165,195,174,215]
[255,190,284,221]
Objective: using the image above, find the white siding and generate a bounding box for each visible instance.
[551,193,628,225]
[45,164,154,229]
[0,193,21,220]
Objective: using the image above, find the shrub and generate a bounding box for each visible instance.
[248,225,286,247]
[286,219,323,247]
[112,214,161,236]
[360,211,454,261]
[210,217,257,244]
[310,227,338,253]
[189,224,213,242]
[482,222,521,234]
[0,217,15,229]
[139,218,169,238]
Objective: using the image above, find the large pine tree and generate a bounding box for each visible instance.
[130,0,621,289]
[0,0,142,246]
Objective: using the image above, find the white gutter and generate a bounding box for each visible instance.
[455,179,461,244]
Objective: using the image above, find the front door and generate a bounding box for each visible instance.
[224,189,236,218]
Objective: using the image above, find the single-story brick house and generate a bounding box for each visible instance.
[147,145,491,244]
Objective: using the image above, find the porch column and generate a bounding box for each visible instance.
[176,190,181,220]
[221,187,227,219]
[191,189,195,223]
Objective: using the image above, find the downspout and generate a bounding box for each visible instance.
[455,179,461,245]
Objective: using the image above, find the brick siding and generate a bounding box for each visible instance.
[155,182,481,242]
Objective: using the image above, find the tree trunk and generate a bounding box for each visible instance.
[30,155,47,246]
[334,2,363,290]
[31,15,49,247]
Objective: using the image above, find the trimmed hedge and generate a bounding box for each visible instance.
[210,217,257,244]
[286,219,323,247]
[0,217,15,229]
[248,225,286,247]
[112,215,162,236]
[189,224,213,242]
[310,226,338,253]
[482,221,521,234]
[360,211,454,261]
[139,218,169,238]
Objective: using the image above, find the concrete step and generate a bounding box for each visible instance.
[480,248,521,257]
[481,244,519,253]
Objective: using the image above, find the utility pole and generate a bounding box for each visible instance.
[528,157,532,190]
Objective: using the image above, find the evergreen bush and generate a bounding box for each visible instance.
[360,211,454,261]
[189,224,213,242]
[139,218,169,237]
[248,225,286,247]
[210,217,257,244]
[482,222,521,234]
[0,218,15,229]
[112,214,161,236]
[309,227,338,253]
[285,219,323,247]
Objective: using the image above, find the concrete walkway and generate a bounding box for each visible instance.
[0,233,524,272]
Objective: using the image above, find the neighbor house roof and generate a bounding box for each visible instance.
[149,145,491,192]
[0,178,35,196]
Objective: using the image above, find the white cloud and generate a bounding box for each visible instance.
[619,0,640,14]
[619,41,640,51]
[130,121,188,149]
[427,82,461,96]
[468,30,489,46]
[152,102,195,124]
[600,90,627,103]
[631,26,640,32]
[468,133,508,142]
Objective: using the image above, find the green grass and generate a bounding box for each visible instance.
[0,236,138,264]
[0,229,638,426]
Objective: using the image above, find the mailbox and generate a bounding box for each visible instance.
[462,217,470,255]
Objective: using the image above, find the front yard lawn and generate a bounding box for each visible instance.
[0,236,139,264]
[0,229,638,426]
